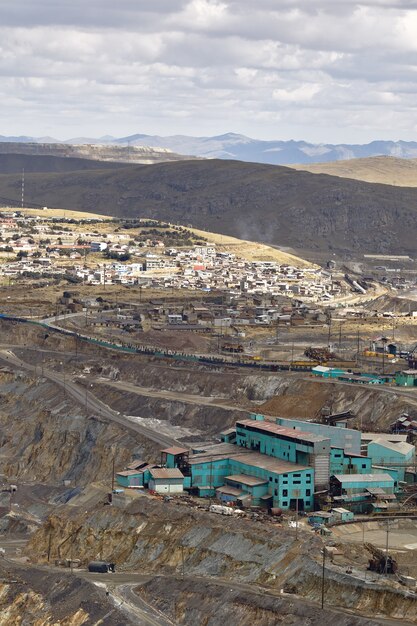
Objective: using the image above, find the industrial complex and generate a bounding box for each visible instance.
[116,412,416,514]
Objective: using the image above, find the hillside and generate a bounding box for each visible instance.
[291,156,417,187]
[0,152,129,174]
[1,156,417,256]
[0,141,195,165]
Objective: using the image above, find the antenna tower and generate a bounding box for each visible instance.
[21,168,25,208]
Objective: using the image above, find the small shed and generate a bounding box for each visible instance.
[331,507,354,523]
[308,511,334,525]
[116,470,146,488]
[116,464,155,488]
[149,467,184,494]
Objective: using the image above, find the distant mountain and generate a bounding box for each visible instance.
[108,134,417,165]
[1,156,417,257]
[2,133,417,166]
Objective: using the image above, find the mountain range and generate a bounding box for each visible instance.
[2,133,417,166]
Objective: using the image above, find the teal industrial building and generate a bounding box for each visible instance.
[275,417,361,454]
[367,439,415,482]
[180,414,399,511]
[188,443,314,510]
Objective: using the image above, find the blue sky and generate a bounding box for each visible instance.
[1,0,417,143]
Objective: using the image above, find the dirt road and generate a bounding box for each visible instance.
[0,349,181,449]
[95,378,249,412]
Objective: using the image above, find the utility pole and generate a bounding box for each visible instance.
[21,169,24,208]
[356,327,360,365]
[321,547,326,609]
[382,339,386,375]
[209,456,213,504]
[327,311,332,348]
[384,520,390,575]
[294,489,301,540]
[111,456,115,493]
[47,525,52,563]
[295,496,299,541]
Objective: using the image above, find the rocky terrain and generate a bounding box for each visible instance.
[1,320,417,624]
[0,560,131,625]
[136,576,401,626]
[26,497,417,624]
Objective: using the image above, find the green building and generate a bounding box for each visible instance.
[188,444,314,511]
[395,370,417,387]
[368,439,415,482]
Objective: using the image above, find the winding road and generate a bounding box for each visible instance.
[0,348,181,449]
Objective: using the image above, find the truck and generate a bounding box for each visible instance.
[88,561,116,573]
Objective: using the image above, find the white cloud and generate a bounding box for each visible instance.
[0,1,416,142]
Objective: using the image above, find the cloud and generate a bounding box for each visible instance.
[0,1,416,142]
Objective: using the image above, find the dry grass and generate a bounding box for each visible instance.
[189,227,317,268]
[290,156,417,187]
[0,207,107,219]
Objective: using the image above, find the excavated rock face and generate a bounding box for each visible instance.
[28,498,310,580]
[136,577,384,626]
[27,498,417,624]
[0,561,132,625]
[0,371,157,485]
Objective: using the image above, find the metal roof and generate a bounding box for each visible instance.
[369,439,415,455]
[333,473,394,483]
[365,487,387,495]
[225,474,268,486]
[361,433,408,443]
[236,419,329,444]
[188,443,311,475]
[215,485,243,497]
[309,511,333,518]
[116,470,145,477]
[160,447,189,456]
[220,428,236,436]
[149,468,184,480]
[126,460,147,470]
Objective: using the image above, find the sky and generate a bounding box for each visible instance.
[1,0,417,143]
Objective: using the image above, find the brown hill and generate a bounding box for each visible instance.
[1,156,417,257]
[290,156,417,187]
